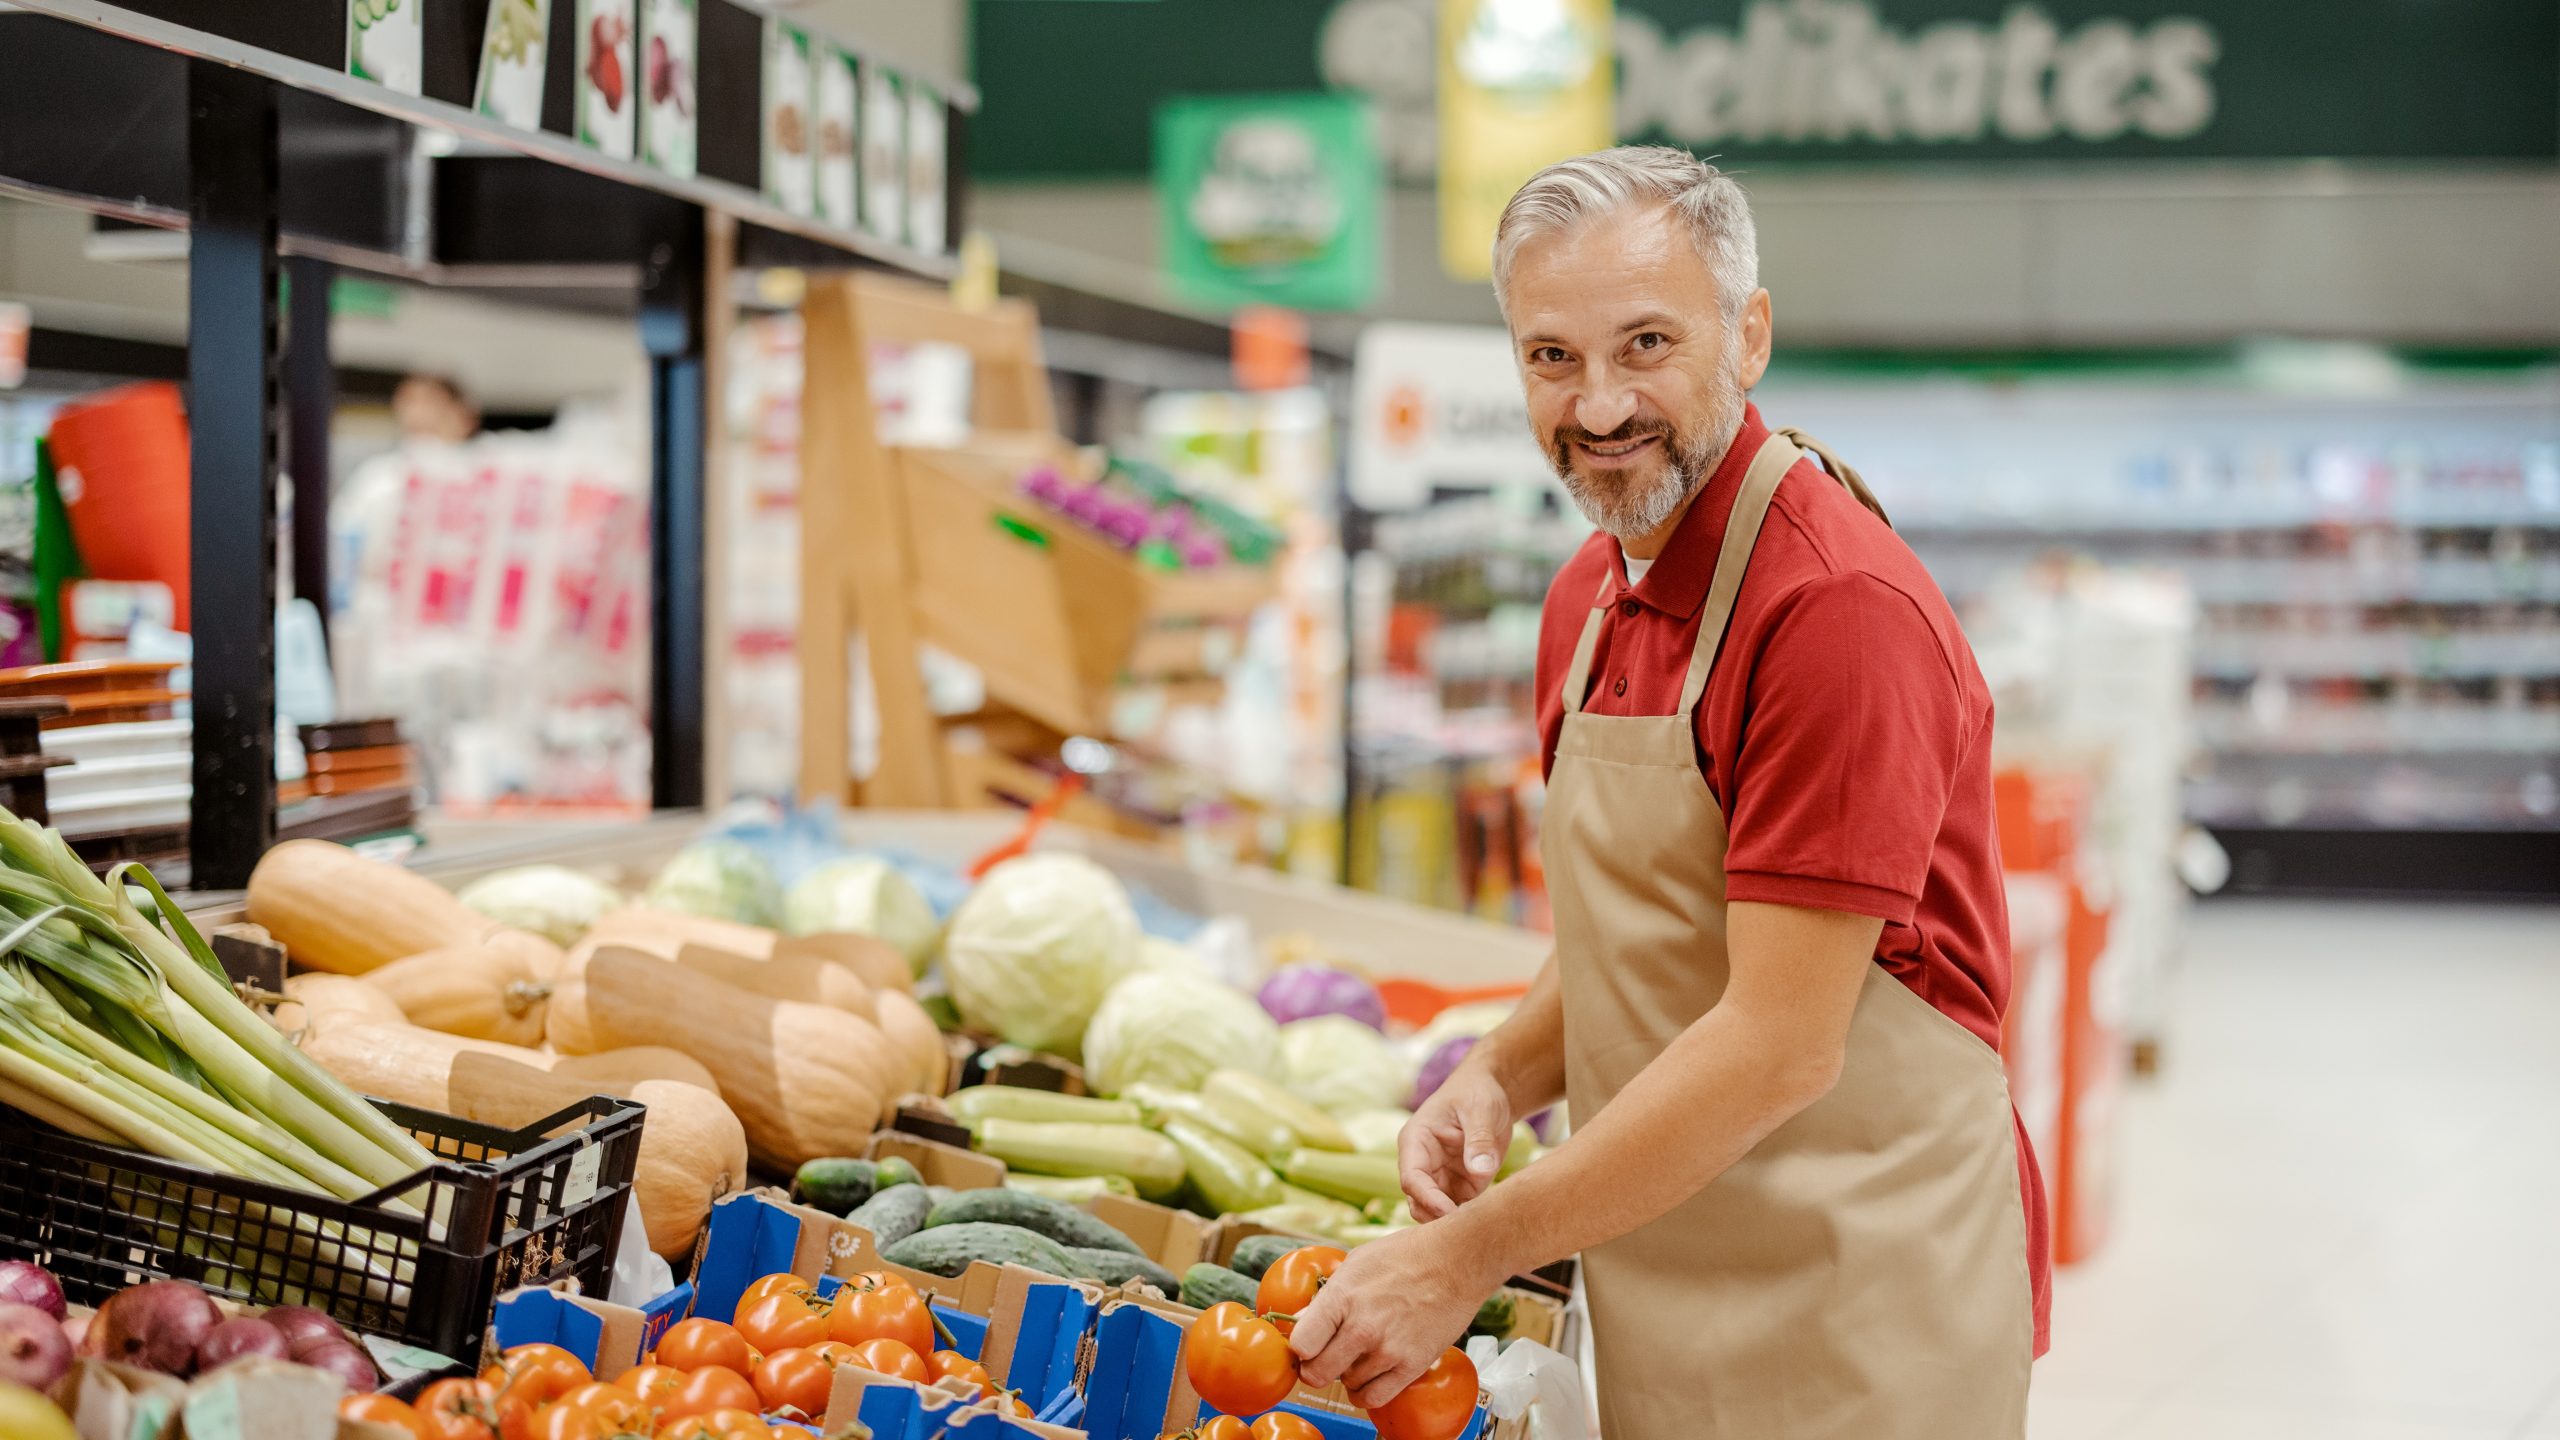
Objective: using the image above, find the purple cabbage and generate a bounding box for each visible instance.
[1410,1034,1476,1111]
[1257,963,1387,1032]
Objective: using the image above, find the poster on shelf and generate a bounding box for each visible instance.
[1438,0,1616,279]
[1349,321,1552,510]
[904,80,948,255]
[638,0,697,176]
[346,0,422,95]
[473,0,553,128]
[763,21,816,216]
[574,0,639,159]
[815,44,859,230]
[859,62,905,245]
[1155,92,1380,312]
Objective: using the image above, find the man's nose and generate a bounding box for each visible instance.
[1574,383,1638,437]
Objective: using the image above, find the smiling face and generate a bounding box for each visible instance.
[1503,203,1774,551]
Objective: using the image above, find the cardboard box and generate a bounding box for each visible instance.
[53,1357,392,1440]
[866,1131,1211,1272]
[825,1365,1088,1440]
[488,1279,693,1381]
[821,1268,1098,1438]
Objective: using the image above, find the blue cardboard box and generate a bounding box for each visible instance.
[489,1280,694,1380]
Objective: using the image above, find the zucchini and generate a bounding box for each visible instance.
[948,1085,1143,1130]
[1178,1263,1259,1311]
[926,1188,1145,1256]
[974,1117,1186,1200]
[1162,1118,1284,1216]
[1235,1196,1364,1238]
[1226,1234,1309,1281]
[1277,1149,1404,1208]
[1500,1123,1539,1179]
[1122,1083,1285,1158]
[791,1157,878,1213]
[874,1156,924,1191]
[1005,1173,1136,1202]
[845,1183,936,1248]
[1069,1247,1180,1296]
[884,1222,1092,1281]
[1204,1070,1353,1155]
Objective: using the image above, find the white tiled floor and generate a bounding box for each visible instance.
[2028,899,2560,1439]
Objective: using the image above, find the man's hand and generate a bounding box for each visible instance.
[1399,1066,1512,1220]
[1286,1224,1493,1407]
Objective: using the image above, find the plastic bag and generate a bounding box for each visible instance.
[1467,1336,1590,1440]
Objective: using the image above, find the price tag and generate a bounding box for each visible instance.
[563,1138,602,1208]
[178,1378,243,1440]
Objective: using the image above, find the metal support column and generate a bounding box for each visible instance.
[284,254,333,645]
[641,205,708,810]
[187,61,281,888]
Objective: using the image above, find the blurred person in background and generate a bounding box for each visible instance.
[1291,147,2047,1439]
[390,371,480,445]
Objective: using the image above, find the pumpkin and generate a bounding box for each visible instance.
[297,1023,746,1257]
[359,944,553,1047]
[584,906,914,994]
[247,840,566,981]
[546,946,897,1171]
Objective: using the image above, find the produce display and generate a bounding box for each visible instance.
[1181,1296,1478,1440]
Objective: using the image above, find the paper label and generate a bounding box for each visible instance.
[563,1137,603,1208]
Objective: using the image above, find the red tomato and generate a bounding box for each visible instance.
[1183,1419,1251,1440]
[498,1402,606,1440]
[1250,1414,1327,1440]
[1253,1247,1347,1333]
[827,1277,934,1354]
[486,1346,592,1436]
[653,1422,727,1440]
[612,1363,683,1406]
[653,1318,757,1377]
[734,1273,812,1318]
[848,1338,931,1385]
[735,1290,830,1355]
[1366,1347,1478,1440]
[339,1394,427,1440]
[807,1340,862,1368]
[752,1346,837,1419]
[925,1349,993,1394]
[553,1382,643,1434]
[657,1412,765,1440]
[1181,1303,1298,1418]
[658,1366,762,1424]
[413,1378,498,1440]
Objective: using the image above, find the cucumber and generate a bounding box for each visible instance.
[874,1156,924,1191]
[1178,1263,1259,1310]
[1069,1247,1180,1296]
[949,1085,1143,1129]
[1005,1173,1136,1202]
[926,1188,1144,1256]
[792,1157,878,1213]
[884,1222,1091,1281]
[1278,1149,1404,1208]
[1162,1118,1283,1216]
[973,1118,1186,1200]
[1226,1234,1309,1281]
[1205,1071,1353,1155]
[1468,1292,1517,1341]
[845,1183,936,1248]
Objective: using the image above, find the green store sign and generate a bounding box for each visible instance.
[972,0,2560,178]
[1157,93,1382,311]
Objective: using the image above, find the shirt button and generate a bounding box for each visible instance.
[1620,600,1640,617]
[1612,677,1628,697]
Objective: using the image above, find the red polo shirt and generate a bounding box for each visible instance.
[1535,404,2052,1356]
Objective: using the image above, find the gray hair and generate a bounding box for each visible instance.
[1491,146,1759,318]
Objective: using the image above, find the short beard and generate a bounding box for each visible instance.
[1548,333,1750,543]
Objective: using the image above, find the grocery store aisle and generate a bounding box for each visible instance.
[2028,899,2560,1440]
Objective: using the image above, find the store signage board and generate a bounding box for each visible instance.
[475,0,554,128]
[907,81,951,255]
[817,43,861,229]
[1351,321,1555,509]
[346,0,422,94]
[639,0,698,176]
[575,0,639,159]
[973,0,2560,177]
[1439,0,1613,280]
[764,20,817,216]
[1156,92,1382,312]
[862,63,907,245]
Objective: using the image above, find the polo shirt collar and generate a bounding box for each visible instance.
[1608,403,1772,621]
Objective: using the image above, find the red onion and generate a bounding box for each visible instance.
[0,1264,64,1323]
[0,1302,71,1390]
[86,1280,219,1375]
[257,1306,345,1352]
[290,1337,377,1393]
[194,1317,289,1372]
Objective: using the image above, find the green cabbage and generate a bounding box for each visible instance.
[644,839,781,927]
[1081,971,1280,1097]
[784,857,941,975]
[941,853,1138,1054]
[452,865,626,946]
[1278,1016,1413,1115]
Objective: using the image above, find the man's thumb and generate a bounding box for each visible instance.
[1463,1113,1504,1177]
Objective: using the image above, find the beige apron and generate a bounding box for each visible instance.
[1543,431,2032,1440]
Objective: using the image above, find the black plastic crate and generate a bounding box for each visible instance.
[0,1094,642,1365]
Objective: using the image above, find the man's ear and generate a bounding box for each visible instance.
[1737,289,1775,390]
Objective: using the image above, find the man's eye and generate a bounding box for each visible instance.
[1532,347,1568,365]
[1633,332,1665,351]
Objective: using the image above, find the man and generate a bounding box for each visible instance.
[1289,146,2050,1438]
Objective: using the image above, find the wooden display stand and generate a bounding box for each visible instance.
[796,273,1273,826]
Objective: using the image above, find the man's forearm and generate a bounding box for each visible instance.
[1459,955,1566,1116]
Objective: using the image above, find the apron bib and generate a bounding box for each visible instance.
[1542,431,2032,1440]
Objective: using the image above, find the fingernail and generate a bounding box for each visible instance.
[1468,1153,1498,1174]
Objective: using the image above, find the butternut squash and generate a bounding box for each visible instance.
[272,973,407,1033]
[583,906,914,993]
[297,1023,747,1258]
[247,840,566,981]
[670,944,876,1015]
[307,1019,724,1096]
[359,944,553,1047]
[546,946,896,1171]
[871,987,951,1097]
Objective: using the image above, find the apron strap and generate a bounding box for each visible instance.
[1558,570,1614,717]
[1676,431,1803,716]
[1775,425,1891,528]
